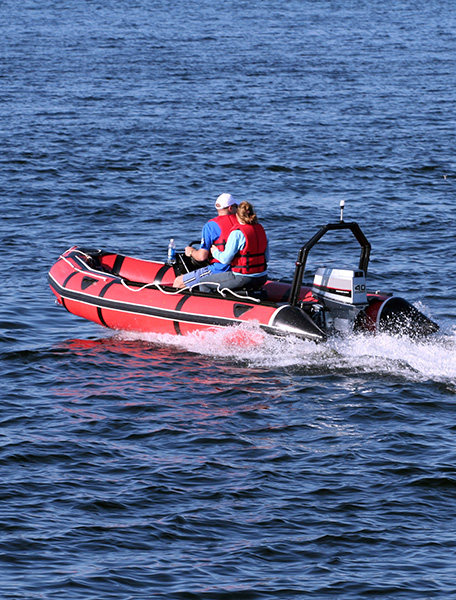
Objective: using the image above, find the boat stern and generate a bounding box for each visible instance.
[268,305,326,342]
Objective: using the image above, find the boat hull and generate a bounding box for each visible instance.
[48,248,326,341]
[48,247,439,342]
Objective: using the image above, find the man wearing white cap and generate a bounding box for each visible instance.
[173,193,238,288]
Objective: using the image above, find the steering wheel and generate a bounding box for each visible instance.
[187,240,208,268]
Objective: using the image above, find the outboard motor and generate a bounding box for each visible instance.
[312,267,368,333]
[288,202,439,339]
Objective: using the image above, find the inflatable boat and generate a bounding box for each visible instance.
[48,208,439,343]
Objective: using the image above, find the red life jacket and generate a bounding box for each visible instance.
[208,214,238,264]
[230,222,268,274]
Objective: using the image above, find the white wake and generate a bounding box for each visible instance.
[117,322,456,391]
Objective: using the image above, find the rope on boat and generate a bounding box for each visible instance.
[59,249,261,302]
[120,279,203,296]
[120,280,181,294]
[217,286,261,303]
[59,253,111,281]
[59,251,191,294]
[148,280,261,302]
[178,279,262,303]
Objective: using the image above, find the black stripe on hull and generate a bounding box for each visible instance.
[63,271,79,287]
[174,295,192,335]
[48,273,325,341]
[49,275,243,330]
[154,264,172,284]
[112,254,125,275]
[97,280,118,327]
[51,271,79,313]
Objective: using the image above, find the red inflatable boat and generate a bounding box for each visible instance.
[48,214,439,343]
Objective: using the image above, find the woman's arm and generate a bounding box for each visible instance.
[211,230,245,264]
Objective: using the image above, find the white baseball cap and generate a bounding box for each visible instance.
[215,193,237,209]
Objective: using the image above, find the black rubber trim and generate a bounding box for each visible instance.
[173,295,192,335]
[49,277,241,329]
[233,303,254,318]
[280,288,291,302]
[63,271,79,287]
[99,280,118,298]
[112,254,125,276]
[81,277,98,290]
[97,280,118,327]
[50,271,79,313]
[97,307,108,327]
[154,264,171,284]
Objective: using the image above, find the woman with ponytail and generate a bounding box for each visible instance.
[174,199,269,293]
[202,200,269,292]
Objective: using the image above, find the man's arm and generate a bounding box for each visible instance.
[185,220,220,262]
[184,246,209,262]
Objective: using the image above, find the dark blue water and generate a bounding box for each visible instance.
[2,1,456,598]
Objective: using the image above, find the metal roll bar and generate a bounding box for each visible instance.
[289,221,371,307]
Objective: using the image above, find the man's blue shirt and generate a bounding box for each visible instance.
[200,220,231,273]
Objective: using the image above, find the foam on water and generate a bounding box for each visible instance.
[118,323,456,391]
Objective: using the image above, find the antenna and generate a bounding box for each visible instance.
[340,200,345,222]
